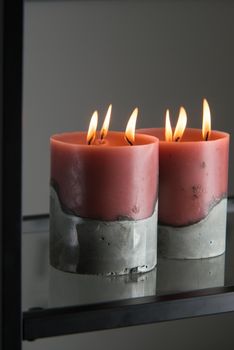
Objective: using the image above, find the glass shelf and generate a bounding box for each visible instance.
[22,202,234,340]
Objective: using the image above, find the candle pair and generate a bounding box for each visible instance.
[50,100,229,275]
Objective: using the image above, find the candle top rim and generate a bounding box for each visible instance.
[137,127,229,143]
[51,130,159,148]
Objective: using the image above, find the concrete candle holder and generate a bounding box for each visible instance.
[50,187,158,275]
[50,131,159,275]
[158,198,227,259]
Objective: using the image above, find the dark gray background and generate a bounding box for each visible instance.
[23,1,234,349]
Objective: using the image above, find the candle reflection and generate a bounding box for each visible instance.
[157,254,225,295]
[49,267,157,308]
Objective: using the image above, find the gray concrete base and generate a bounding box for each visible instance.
[157,254,225,294]
[158,198,227,259]
[49,267,157,307]
[50,186,158,275]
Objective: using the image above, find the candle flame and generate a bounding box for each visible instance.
[125,108,138,145]
[165,109,173,142]
[202,98,211,141]
[100,104,112,140]
[173,107,187,142]
[87,111,98,145]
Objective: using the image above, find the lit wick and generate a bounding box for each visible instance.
[100,104,112,141]
[202,99,211,142]
[88,135,95,145]
[125,136,133,146]
[87,110,98,145]
[125,107,138,146]
[173,107,187,142]
[165,109,173,142]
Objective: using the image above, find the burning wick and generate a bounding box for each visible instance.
[87,111,98,145]
[125,107,138,146]
[88,136,94,145]
[172,106,187,142]
[125,136,133,146]
[165,107,187,142]
[100,104,112,140]
[202,98,211,141]
[165,109,173,142]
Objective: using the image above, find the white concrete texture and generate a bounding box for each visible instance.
[158,198,227,259]
[50,186,158,274]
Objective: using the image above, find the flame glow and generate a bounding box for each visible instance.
[173,107,187,142]
[87,111,98,145]
[202,98,211,141]
[100,104,112,140]
[125,108,138,145]
[165,109,173,142]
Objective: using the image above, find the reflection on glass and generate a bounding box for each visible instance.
[49,267,157,307]
[157,254,225,295]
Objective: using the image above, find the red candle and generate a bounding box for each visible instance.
[50,108,159,274]
[137,127,229,226]
[50,131,158,221]
[141,100,230,259]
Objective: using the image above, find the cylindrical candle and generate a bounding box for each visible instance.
[137,128,230,259]
[50,131,159,274]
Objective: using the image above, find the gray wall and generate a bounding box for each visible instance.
[23,1,234,349]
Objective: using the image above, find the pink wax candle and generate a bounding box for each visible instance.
[138,100,230,259]
[50,131,159,221]
[50,108,160,275]
[137,127,229,226]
